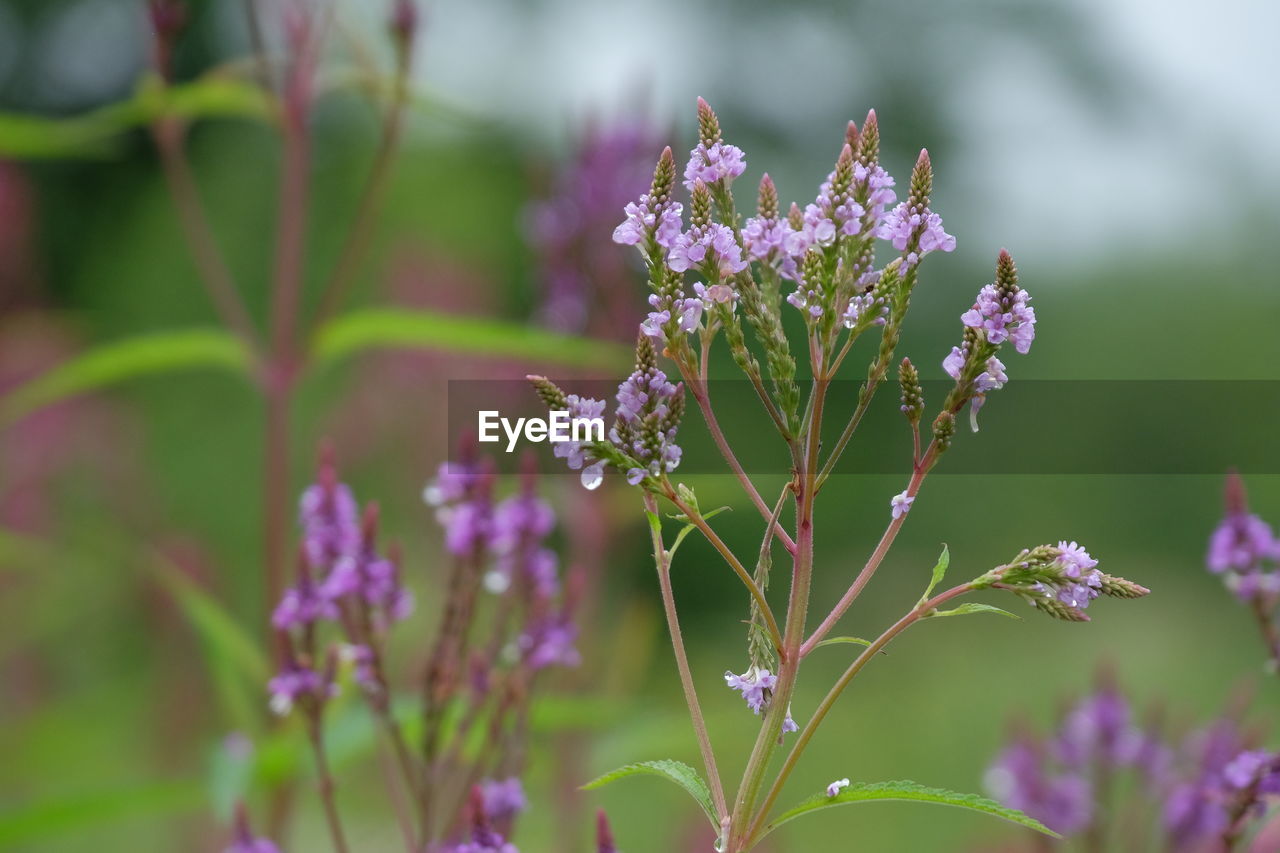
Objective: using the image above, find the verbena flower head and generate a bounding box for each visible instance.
[725,665,777,715]
[985,738,1093,835]
[517,612,581,670]
[613,147,683,251]
[480,777,528,822]
[683,141,746,190]
[267,657,333,717]
[1206,472,1280,608]
[425,455,497,555]
[299,449,360,570]
[975,542,1147,622]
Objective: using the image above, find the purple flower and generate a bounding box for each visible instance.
[608,363,684,484]
[480,777,528,822]
[1207,511,1276,574]
[426,461,496,554]
[1056,541,1099,578]
[985,741,1093,835]
[741,215,796,277]
[683,141,746,189]
[267,664,332,716]
[272,575,339,630]
[786,287,823,319]
[960,283,1037,354]
[299,479,360,571]
[489,491,560,599]
[842,291,887,328]
[549,394,608,490]
[890,491,914,520]
[1055,687,1136,769]
[225,839,279,853]
[518,616,580,670]
[613,195,684,249]
[341,643,379,692]
[725,666,777,715]
[667,221,748,277]
[853,162,897,229]
[876,203,956,258]
[942,345,1007,393]
[826,778,850,797]
[1223,750,1276,791]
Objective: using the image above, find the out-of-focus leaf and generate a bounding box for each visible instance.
[150,556,267,731]
[0,329,253,429]
[0,527,55,571]
[0,780,203,844]
[928,602,1021,620]
[312,308,632,371]
[0,75,273,159]
[582,760,718,827]
[757,779,1059,841]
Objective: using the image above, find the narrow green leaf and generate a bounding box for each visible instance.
[0,75,272,159]
[929,602,1021,620]
[312,308,632,371]
[668,506,730,561]
[0,329,252,428]
[920,544,950,604]
[582,760,718,827]
[813,636,876,650]
[0,780,203,844]
[150,557,269,730]
[759,779,1059,841]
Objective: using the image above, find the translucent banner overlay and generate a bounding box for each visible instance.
[445,380,1280,475]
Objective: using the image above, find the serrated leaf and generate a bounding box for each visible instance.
[582,760,718,827]
[758,779,1058,841]
[929,603,1021,620]
[0,329,252,428]
[311,308,632,371]
[920,545,949,603]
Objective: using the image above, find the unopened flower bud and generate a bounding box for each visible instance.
[932,410,955,451]
[758,173,779,221]
[696,96,723,147]
[908,149,933,211]
[527,375,568,411]
[899,357,923,424]
[857,108,879,165]
[1099,574,1151,599]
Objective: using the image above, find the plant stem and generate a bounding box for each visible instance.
[1249,597,1280,670]
[644,493,729,823]
[307,715,352,853]
[665,490,784,655]
[745,583,970,845]
[728,373,828,850]
[674,356,798,555]
[152,121,262,353]
[313,40,413,326]
[801,441,938,657]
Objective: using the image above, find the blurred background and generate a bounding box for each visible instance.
[1,0,1278,850]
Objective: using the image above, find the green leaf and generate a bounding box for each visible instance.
[0,780,203,845]
[813,636,876,650]
[919,544,950,604]
[758,779,1059,841]
[0,75,272,159]
[0,329,252,428]
[929,602,1021,620]
[311,308,633,371]
[150,556,269,731]
[582,760,718,827]
[667,506,730,561]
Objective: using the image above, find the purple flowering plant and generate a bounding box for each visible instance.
[1207,472,1280,669]
[248,445,580,852]
[529,98,1149,851]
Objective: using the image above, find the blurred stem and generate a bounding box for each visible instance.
[306,715,352,853]
[745,583,971,846]
[801,440,938,657]
[263,387,291,661]
[1249,597,1280,670]
[152,120,263,354]
[644,493,729,823]
[314,40,413,326]
[674,353,796,555]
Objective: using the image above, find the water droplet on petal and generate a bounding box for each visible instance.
[580,463,604,491]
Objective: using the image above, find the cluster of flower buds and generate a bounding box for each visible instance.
[1207,472,1280,604]
[987,673,1280,848]
[529,334,685,491]
[526,119,661,336]
[940,250,1035,432]
[971,541,1148,622]
[268,447,414,715]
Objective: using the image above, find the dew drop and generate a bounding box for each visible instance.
[580,463,604,490]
